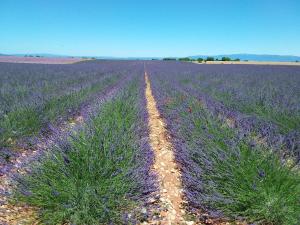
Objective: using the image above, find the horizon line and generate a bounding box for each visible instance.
[1,52,300,58]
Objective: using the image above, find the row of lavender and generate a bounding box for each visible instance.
[6,61,157,224]
[0,60,137,114]
[147,61,300,225]
[0,61,136,178]
[0,61,138,166]
[146,61,300,163]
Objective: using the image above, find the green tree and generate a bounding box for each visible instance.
[197,58,203,63]
[163,58,177,61]
[221,57,231,61]
[178,57,191,61]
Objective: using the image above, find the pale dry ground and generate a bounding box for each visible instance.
[0,56,87,64]
[144,72,194,225]
[143,82,247,225]
[193,61,300,66]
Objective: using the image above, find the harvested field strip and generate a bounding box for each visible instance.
[144,71,188,224]
[193,61,300,66]
[0,56,87,64]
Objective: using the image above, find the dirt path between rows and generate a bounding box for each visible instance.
[144,71,192,225]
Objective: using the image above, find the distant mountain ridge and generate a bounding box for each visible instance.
[1,53,300,62]
[189,54,300,62]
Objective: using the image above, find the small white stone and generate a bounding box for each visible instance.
[141,207,147,214]
[147,197,156,203]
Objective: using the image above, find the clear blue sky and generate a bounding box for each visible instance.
[1,0,299,57]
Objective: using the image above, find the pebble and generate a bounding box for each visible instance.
[147,197,156,203]
[141,207,147,214]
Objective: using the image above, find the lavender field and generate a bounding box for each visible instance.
[0,60,299,224]
[147,61,300,224]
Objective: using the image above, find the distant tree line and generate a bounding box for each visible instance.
[163,56,240,62]
[162,58,177,61]
[24,55,43,57]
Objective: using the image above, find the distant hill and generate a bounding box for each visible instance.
[189,54,300,62]
[2,53,300,62]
